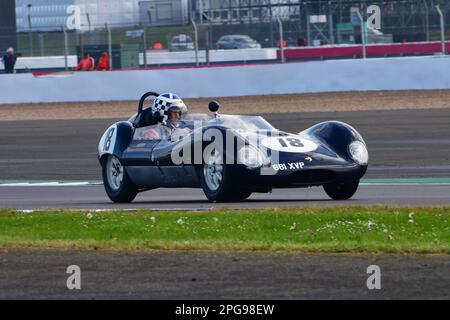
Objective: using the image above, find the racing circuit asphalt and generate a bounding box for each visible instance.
[1,108,450,209]
[1,108,450,300]
[2,108,450,182]
[2,184,450,210]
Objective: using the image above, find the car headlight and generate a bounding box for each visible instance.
[348,141,369,165]
[239,146,268,168]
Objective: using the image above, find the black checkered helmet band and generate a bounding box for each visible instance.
[151,93,187,122]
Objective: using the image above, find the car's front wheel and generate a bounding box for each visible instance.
[102,155,138,203]
[323,180,359,200]
[200,147,237,202]
[229,188,252,201]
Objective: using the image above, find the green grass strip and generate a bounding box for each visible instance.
[0,206,449,253]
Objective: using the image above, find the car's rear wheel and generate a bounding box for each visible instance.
[102,155,138,203]
[200,147,237,202]
[323,180,359,200]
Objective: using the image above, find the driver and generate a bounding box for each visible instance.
[142,93,191,141]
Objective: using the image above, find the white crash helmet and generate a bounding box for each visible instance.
[151,93,187,123]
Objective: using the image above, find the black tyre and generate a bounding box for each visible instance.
[102,155,138,203]
[323,180,359,200]
[199,147,236,202]
[229,189,252,201]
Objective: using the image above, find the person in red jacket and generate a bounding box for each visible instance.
[74,53,95,71]
[97,52,110,71]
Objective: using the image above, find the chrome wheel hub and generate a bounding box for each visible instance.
[106,155,123,191]
[203,149,223,192]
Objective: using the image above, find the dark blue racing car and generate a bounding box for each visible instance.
[98,92,369,203]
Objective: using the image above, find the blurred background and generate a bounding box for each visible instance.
[0,0,449,72]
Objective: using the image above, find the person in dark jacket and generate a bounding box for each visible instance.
[2,47,18,74]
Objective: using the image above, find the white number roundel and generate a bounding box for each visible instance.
[261,135,318,153]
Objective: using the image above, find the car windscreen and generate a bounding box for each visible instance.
[184,113,212,121]
[234,38,252,42]
[212,115,275,131]
[181,113,213,128]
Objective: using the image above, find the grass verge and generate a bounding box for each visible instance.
[0,206,449,253]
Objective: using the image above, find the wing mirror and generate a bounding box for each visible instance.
[208,100,219,112]
[208,100,220,118]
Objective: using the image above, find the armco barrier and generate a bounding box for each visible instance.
[0,55,449,104]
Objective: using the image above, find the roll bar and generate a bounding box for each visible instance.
[137,91,159,114]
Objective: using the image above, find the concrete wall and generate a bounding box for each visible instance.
[140,48,277,65]
[0,55,449,104]
[0,56,78,71]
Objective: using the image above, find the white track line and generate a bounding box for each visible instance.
[1,181,450,187]
[2,178,450,187]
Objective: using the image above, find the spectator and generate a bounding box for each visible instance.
[97,52,110,71]
[153,42,163,50]
[74,53,95,71]
[2,47,18,74]
[297,36,307,47]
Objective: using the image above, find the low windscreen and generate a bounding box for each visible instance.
[213,115,275,131]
